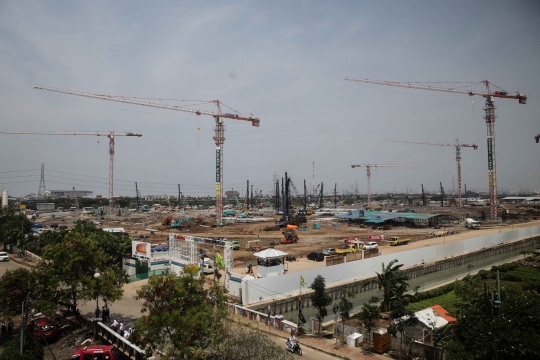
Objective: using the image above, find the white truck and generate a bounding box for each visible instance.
[465,218,481,229]
[200,258,215,275]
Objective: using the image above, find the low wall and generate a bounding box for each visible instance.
[242,225,540,305]
[245,236,540,321]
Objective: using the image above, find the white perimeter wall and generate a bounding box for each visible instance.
[242,226,540,305]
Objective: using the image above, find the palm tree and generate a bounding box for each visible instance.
[364,259,409,312]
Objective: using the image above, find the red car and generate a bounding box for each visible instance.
[70,345,117,360]
[27,317,57,340]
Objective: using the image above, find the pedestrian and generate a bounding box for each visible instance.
[1,322,6,337]
[105,307,110,321]
[101,306,106,323]
[123,330,130,339]
[111,319,119,332]
[379,250,382,257]
[119,322,124,334]
[7,319,13,336]
[95,307,101,319]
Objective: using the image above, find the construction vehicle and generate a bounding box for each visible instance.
[388,237,411,246]
[162,215,172,226]
[280,228,299,244]
[171,217,192,228]
[465,218,481,229]
[142,205,150,212]
[246,240,260,251]
[335,244,357,254]
[223,210,237,217]
[231,240,240,250]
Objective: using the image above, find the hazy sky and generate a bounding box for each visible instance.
[1,1,539,198]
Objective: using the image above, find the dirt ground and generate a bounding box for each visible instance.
[36,204,538,270]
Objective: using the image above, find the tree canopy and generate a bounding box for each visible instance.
[365,259,409,312]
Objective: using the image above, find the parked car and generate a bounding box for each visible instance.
[307,252,325,262]
[27,317,57,340]
[322,248,336,256]
[363,242,379,250]
[0,252,9,261]
[70,345,118,360]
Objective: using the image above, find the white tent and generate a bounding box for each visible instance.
[252,248,288,259]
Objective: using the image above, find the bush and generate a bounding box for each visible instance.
[491,262,518,273]
[0,332,44,360]
[502,274,522,282]
[478,270,490,280]
[407,282,455,304]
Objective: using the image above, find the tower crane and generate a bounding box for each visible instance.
[388,139,477,206]
[34,85,260,225]
[344,76,527,219]
[350,164,423,205]
[0,130,142,209]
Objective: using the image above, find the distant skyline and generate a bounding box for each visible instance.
[1,1,539,197]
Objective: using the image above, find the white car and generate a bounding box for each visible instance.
[0,252,9,261]
[363,242,378,250]
[322,248,336,256]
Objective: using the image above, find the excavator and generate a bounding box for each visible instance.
[162,215,172,226]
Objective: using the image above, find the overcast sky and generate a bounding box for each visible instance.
[0,1,539,198]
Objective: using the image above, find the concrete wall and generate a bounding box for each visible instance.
[242,226,540,305]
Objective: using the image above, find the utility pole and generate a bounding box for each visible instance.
[251,185,254,210]
[246,180,250,210]
[135,182,140,212]
[421,184,426,206]
[178,184,181,211]
[304,179,307,213]
[333,183,337,208]
[440,182,444,207]
[465,184,468,206]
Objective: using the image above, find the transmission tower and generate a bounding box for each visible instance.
[38,163,46,199]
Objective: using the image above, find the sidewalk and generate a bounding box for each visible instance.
[231,314,387,360]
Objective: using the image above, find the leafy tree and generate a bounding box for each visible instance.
[387,299,418,359]
[442,284,540,360]
[357,296,381,349]
[310,275,332,335]
[337,290,354,341]
[0,208,32,250]
[133,269,228,359]
[74,220,131,263]
[39,232,125,312]
[364,259,409,312]
[0,331,44,360]
[218,321,293,360]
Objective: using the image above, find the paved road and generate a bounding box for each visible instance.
[268,333,339,360]
[0,257,23,277]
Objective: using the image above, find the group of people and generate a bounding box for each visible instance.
[1,319,14,337]
[95,306,111,323]
[111,320,135,339]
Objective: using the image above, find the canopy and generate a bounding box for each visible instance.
[252,248,288,259]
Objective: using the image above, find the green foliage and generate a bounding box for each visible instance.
[364,259,409,312]
[0,208,32,248]
[406,291,461,315]
[406,281,456,304]
[356,296,381,347]
[388,299,418,357]
[338,291,355,323]
[508,267,540,281]
[491,262,518,273]
[39,232,126,311]
[75,220,132,263]
[133,272,228,359]
[442,284,540,360]
[478,269,490,279]
[0,332,44,360]
[309,275,332,331]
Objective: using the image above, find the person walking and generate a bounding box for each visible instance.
[1,322,6,337]
[105,306,110,321]
[95,307,101,319]
[7,319,13,336]
[101,306,106,323]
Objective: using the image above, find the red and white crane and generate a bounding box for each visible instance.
[345,76,527,219]
[34,85,260,225]
[388,139,477,206]
[0,130,142,209]
[350,164,423,205]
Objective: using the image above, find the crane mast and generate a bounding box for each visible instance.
[345,76,527,218]
[388,139,477,206]
[350,164,423,205]
[34,85,260,225]
[0,130,142,210]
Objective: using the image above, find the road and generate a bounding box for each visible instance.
[2,257,340,360]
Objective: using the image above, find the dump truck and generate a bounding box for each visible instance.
[335,244,357,254]
[388,236,410,246]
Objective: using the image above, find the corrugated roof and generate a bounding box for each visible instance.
[414,308,449,330]
[337,210,440,222]
[430,305,456,322]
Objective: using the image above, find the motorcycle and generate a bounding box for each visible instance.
[285,339,302,356]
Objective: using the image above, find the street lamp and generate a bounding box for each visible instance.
[94,272,101,315]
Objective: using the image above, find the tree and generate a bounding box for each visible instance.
[364,259,409,312]
[387,299,418,359]
[39,232,125,312]
[442,284,540,360]
[74,220,132,264]
[357,296,381,349]
[133,269,228,359]
[337,290,354,341]
[0,332,44,360]
[0,208,32,250]
[310,275,332,335]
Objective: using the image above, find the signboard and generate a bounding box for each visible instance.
[369,235,384,240]
[96,195,103,199]
[132,241,151,260]
[487,138,493,171]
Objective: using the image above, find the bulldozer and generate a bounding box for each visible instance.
[280,228,299,244]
